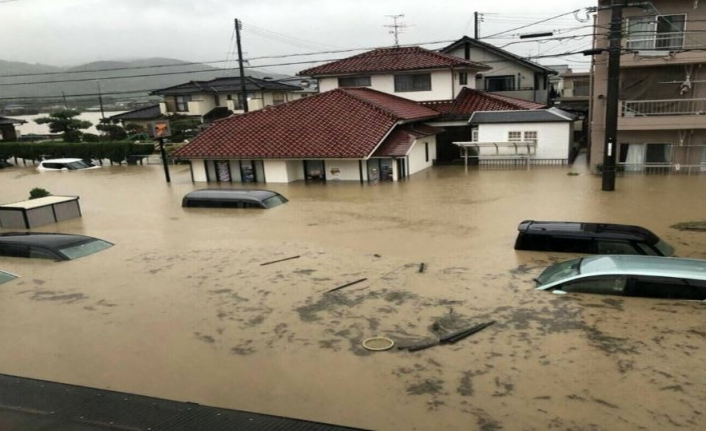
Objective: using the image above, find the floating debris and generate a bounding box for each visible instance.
[362,336,395,351]
[325,278,367,294]
[419,263,426,273]
[260,255,301,266]
[670,221,706,232]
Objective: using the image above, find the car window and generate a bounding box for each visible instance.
[636,243,659,256]
[625,276,703,300]
[66,161,92,170]
[0,244,31,258]
[596,240,639,255]
[58,239,113,260]
[654,239,675,257]
[536,258,582,286]
[262,194,287,208]
[559,275,627,296]
[29,247,60,260]
[552,237,594,253]
[0,270,17,286]
[43,163,63,169]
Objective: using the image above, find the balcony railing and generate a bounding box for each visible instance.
[621,98,706,117]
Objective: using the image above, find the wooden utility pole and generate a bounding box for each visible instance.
[601,0,625,191]
[474,12,481,39]
[235,18,249,113]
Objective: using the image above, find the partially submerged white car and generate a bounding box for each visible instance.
[37,158,100,171]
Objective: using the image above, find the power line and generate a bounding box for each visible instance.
[482,9,585,39]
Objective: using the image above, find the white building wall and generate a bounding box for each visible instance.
[190,160,207,182]
[317,70,466,101]
[407,136,437,175]
[324,159,361,181]
[477,122,570,159]
[186,96,216,116]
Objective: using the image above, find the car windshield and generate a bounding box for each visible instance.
[654,239,675,257]
[0,270,17,285]
[65,160,92,170]
[262,194,288,208]
[535,258,582,287]
[58,239,113,260]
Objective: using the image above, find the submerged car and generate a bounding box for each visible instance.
[0,232,113,261]
[182,189,288,209]
[37,158,100,171]
[0,269,18,285]
[514,220,674,256]
[535,255,706,301]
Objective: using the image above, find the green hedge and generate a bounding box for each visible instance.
[0,142,155,164]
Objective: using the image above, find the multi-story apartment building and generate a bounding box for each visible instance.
[590,0,706,173]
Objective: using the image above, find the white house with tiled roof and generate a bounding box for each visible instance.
[298,46,491,102]
[174,45,551,183]
[173,88,441,183]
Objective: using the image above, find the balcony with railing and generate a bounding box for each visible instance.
[619,98,706,130]
[620,14,706,66]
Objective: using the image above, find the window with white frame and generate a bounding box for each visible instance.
[508,131,522,142]
[626,14,686,50]
[471,129,478,142]
[523,131,538,144]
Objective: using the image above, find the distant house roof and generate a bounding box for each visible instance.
[108,104,162,121]
[0,116,26,126]
[421,87,545,120]
[151,76,301,96]
[440,36,558,75]
[373,124,443,157]
[469,107,576,124]
[298,46,491,77]
[172,88,440,160]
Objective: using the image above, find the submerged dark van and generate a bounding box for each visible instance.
[182,189,288,209]
[514,220,675,256]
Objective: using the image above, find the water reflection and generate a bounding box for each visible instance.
[1,164,706,430]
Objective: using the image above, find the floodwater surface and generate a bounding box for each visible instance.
[1,162,706,430]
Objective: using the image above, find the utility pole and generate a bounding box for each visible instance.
[235,18,249,113]
[384,14,406,47]
[601,0,625,191]
[474,12,481,39]
[61,91,68,109]
[95,80,105,120]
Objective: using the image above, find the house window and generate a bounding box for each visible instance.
[626,14,686,50]
[573,79,590,97]
[459,72,468,86]
[471,129,478,142]
[523,131,538,144]
[338,76,372,87]
[486,75,516,92]
[175,95,190,112]
[394,73,432,92]
[272,92,285,105]
[508,131,522,142]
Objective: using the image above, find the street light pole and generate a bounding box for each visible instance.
[601,0,625,191]
[95,80,105,120]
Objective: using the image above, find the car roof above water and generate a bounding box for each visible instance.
[182,188,288,208]
[184,189,279,201]
[517,220,659,242]
[0,232,102,248]
[39,158,84,164]
[579,255,706,280]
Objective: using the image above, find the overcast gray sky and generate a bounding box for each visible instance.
[1,0,595,73]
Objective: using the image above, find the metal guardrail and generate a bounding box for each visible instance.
[622,98,706,117]
[618,163,706,175]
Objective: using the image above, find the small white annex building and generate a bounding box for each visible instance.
[458,108,575,165]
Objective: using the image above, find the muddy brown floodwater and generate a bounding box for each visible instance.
[1,161,706,430]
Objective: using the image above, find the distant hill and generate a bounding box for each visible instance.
[0,58,293,108]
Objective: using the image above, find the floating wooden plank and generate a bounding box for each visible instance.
[260,255,301,266]
[325,278,367,294]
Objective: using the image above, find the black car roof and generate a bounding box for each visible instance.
[0,232,106,249]
[183,189,280,203]
[517,220,659,243]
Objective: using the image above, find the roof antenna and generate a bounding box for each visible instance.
[384,14,406,47]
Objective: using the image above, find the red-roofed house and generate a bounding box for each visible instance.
[172,88,441,183]
[299,46,491,102]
